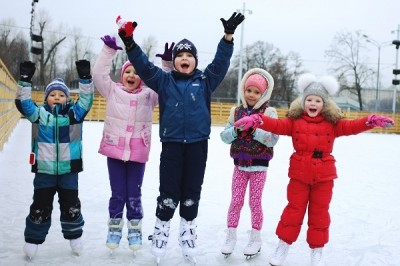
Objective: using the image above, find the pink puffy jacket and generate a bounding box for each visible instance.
[93,46,158,162]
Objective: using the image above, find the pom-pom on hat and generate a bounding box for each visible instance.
[172,38,198,69]
[121,60,133,80]
[44,78,70,101]
[297,73,339,108]
[240,68,274,109]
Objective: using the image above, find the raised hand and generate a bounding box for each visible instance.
[75,60,91,80]
[101,35,122,50]
[116,15,138,37]
[367,114,394,128]
[234,113,262,131]
[20,61,36,83]
[220,12,245,34]
[156,42,175,61]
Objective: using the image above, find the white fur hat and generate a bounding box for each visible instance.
[297,73,339,108]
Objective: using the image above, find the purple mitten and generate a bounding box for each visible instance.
[101,35,122,50]
[234,114,262,131]
[367,114,394,128]
[156,42,175,61]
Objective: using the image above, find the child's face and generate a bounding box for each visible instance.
[46,90,67,106]
[174,52,196,74]
[122,65,141,91]
[244,86,262,107]
[304,95,324,117]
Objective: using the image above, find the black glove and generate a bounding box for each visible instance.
[220,12,245,34]
[118,28,137,52]
[156,42,175,61]
[20,61,36,83]
[75,60,91,80]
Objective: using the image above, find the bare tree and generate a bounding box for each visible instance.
[325,30,373,110]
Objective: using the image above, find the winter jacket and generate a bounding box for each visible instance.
[126,38,233,143]
[16,80,94,175]
[93,45,158,163]
[259,98,371,185]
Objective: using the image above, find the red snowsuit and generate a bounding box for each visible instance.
[260,99,371,248]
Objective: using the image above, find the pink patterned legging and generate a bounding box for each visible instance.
[227,166,267,230]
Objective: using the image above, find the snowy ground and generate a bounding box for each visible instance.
[1,119,399,266]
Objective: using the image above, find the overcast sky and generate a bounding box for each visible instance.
[1,0,399,88]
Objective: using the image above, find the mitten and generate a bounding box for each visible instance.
[367,114,394,128]
[220,12,245,34]
[156,42,175,61]
[75,60,91,80]
[19,61,36,83]
[234,114,262,131]
[116,15,137,37]
[101,35,122,50]
[118,29,136,51]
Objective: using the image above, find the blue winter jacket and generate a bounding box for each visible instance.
[126,38,234,143]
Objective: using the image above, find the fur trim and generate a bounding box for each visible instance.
[288,97,343,123]
[240,68,274,109]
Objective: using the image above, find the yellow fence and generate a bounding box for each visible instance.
[0,59,20,151]
[1,81,399,151]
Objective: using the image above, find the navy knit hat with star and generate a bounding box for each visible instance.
[44,78,70,101]
[172,38,198,68]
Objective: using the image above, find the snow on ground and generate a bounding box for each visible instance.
[1,119,399,266]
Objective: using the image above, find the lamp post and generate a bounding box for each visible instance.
[236,3,252,105]
[392,25,400,114]
[363,35,391,112]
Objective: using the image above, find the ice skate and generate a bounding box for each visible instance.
[127,219,142,251]
[106,218,124,252]
[311,247,324,266]
[221,228,237,258]
[269,239,290,266]
[243,229,261,260]
[23,242,38,260]
[179,217,197,265]
[70,237,83,255]
[150,218,171,264]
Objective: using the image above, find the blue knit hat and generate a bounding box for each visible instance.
[44,78,70,100]
[173,38,198,68]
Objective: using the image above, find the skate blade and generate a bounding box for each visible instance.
[222,252,231,259]
[184,254,197,265]
[244,249,261,260]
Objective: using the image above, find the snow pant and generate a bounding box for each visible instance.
[156,140,208,222]
[227,166,267,230]
[276,178,333,248]
[107,157,145,220]
[24,172,84,244]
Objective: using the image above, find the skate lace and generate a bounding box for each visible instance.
[224,229,236,244]
[274,241,289,257]
[246,230,260,247]
[152,221,170,248]
[311,248,322,262]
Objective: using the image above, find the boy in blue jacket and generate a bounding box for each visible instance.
[117,12,244,263]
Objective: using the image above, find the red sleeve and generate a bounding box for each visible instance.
[260,115,293,136]
[334,116,371,137]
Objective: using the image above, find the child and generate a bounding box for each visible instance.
[92,35,159,252]
[233,73,395,266]
[16,60,94,259]
[117,12,245,262]
[219,68,279,258]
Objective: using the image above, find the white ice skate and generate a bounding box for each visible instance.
[221,228,237,258]
[243,229,262,259]
[150,218,171,265]
[179,218,197,265]
[269,239,290,266]
[70,237,83,255]
[311,247,324,266]
[23,243,38,260]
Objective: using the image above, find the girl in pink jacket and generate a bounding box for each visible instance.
[234,73,394,266]
[92,35,160,252]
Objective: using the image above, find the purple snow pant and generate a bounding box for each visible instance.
[107,157,145,220]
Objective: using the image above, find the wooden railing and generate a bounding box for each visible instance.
[1,84,399,151]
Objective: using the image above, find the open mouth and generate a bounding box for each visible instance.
[180,63,190,70]
[309,108,317,114]
[127,80,135,85]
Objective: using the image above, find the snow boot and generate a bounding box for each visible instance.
[269,239,290,266]
[221,228,237,256]
[311,247,324,266]
[106,218,124,249]
[179,217,198,258]
[150,218,171,259]
[23,242,38,260]
[70,237,83,255]
[243,229,262,258]
[127,219,142,251]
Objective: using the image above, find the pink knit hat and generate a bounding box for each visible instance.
[244,74,268,94]
[120,61,133,80]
